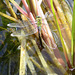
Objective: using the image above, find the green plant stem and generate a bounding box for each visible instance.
[50,0,72,68]
[42,0,65,67]
[9,0,28,17]
[5,0,17,19]
[42,38,68,75]
[0,27,8,31]
[53,0,71,41]
[0,12,18,22]
[26,51,37,75]
[59,0,72,29]
[30,57,45,71]
[31,39,57,75]
[19,32,26,75]
[71,0,75,66]
[26,0,37,17]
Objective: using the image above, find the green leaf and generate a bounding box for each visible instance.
[71,0,75,66]
[50,0,71,68]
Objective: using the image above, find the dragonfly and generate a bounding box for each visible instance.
[7,13,66,49]
[7,21,37,37]
[7,16,44,48]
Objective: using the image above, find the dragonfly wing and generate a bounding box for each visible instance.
[7,23,26,27]
[11,25,38,37]
[52,31,62,47]
[7,21,30,28]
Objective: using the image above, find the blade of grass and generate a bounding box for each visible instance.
[29,57,45,72]
[26,50,37,75]
[19,13,56,74]
[21,0,37,28]
[53,0,71,41]
[39,1,66,67]
[41,1,71,48]
[5,0,17,19]
[26,0,37,17]
[31,39,57,75]
[71,0,75,66]
[50,0,72,68]
[19,34,26,75]
[59,0,72,29]
[41,38,68,75]
[0,26,8,31]
[43,0,52,11]
[26,44,38,58]
[9,0,28,17]
[43,0,71,62]
[0,12,18,22]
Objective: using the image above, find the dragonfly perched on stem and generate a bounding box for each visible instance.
[7,15,44,48]
[7,14,67,49]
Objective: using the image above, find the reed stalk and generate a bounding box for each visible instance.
[41,2,57,29]
[54,10,71,49]
[43,0,71,64]
[26,44,36,55]
[1,0,74,74]
[42,38,68,75]
[0,26,8,31]
[59,0,72,29]
[19,37,26,75]
[39,1,66,67]
[71,0,75,66]
[53,0,71,41]
[5,0,17,19]
[21,0,38,29]
[9,0,28,17]
[26,50,37,75]
[50,0,72,68]
[30,57,45,72]
[19,43,26,75]
[43,0,52,11]
[31,39,56,75]
[26,0,37,17]
[0,12,18,22]
[26,44,39,59]
[41,1,71,48]
[10,0,38,29]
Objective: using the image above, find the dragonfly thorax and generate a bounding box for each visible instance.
[36,16,42,27]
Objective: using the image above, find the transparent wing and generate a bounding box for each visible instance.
[7,19,38,37]
[7,13,66,46]
[27,13,67,31]
[7,23,25,27]
[11,28,37,37]
[7,14,66,31]
[7,21,30,27]
[9,23,37,37]
[52,31,62,47]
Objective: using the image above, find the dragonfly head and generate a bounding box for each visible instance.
[36,16,42,21]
